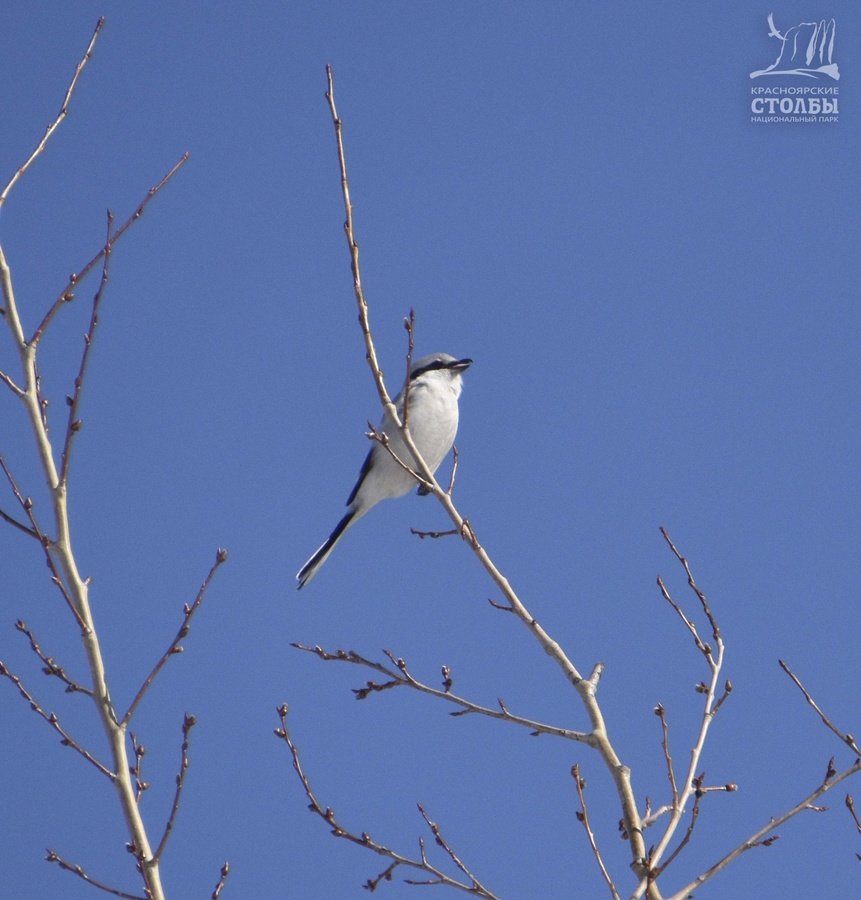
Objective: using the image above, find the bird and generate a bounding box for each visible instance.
[296,352,472,589]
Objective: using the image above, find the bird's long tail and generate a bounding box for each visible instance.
[296,508,358,589]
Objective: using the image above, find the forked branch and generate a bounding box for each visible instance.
[632,530,730,897]
[658,610,861,899]
[275,705,500,898]
[668,758,861,900]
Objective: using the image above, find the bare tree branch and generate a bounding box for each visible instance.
[59,209,114,487]
[130,733,149,804]
[410,526,461,540]
[275,704,501,898]
[572,763,620,900]
[652,774,704,878]
[0,454,88,631]
[30,153,190,347]
[292,643,591,743]
[365,420,433,492]
[631,532,731,897]
[0,367,24,396]
[779,659,861,756]
[440,445,459,496]
[846,794,861,863]
[0,660,112,778]
[15,619,92,695]
[152,714,196,864]
[0,26,201,900]
[667,759,861,900]
[210,862,230,899]
[0,500,38,538]
[406,804,497,895]
[45,849,146,900]
[654,704,678,809]
[0,18,104,210]
[122,549,227,726]
[402,308,416,428]
[314,65,861,900]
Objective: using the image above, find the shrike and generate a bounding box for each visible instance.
[296,353,472,589]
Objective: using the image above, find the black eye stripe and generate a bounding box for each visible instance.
[410,360,449,380]
[409,357,471,381]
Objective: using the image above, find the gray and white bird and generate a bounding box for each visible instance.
[296,353,472,589]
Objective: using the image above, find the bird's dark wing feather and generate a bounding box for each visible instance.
[346,447,374,507]
[296,507,357,589]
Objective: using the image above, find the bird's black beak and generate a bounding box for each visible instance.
[450,358,473,372]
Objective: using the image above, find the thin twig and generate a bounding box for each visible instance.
[0,31,191,900]
[654,704,678,807]
[402,308,415,428]
[846,794,861,862]
[668,760,861,900]
[410,527,460,539]
[45,849,145,900]
[446,446,459,495]
[408,803,497,895]
[0,502,39,538]
[0,243,25,345]
[365,421,433,492]
[0,18,104,209]
[30,153,190,347]
[210,862,230,899]
[275,704,501,898]
[0,660,113,778]
[59,209,114,487]
[656,575,709,659]
[130,733,148,804]
[0,456,88,631]
[635,534,728,898]
[15,620,92,695]
[572,764,620,900]
[364,860,400,891]
[0,368,24,396]
[34,363,49,432]
[324,66,391,418]
[652,774,704,878]
[152,713,195,864]
[641,804,673,831]
[660,527,720,644]
[122,548,227,726]
[779,659,861,756]
[292,643,591,743]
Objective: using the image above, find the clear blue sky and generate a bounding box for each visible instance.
[1,3,858,898]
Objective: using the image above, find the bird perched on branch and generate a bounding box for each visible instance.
[296,353,472,589]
